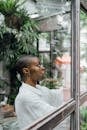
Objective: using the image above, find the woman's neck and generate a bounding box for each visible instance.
[24,78,37,87]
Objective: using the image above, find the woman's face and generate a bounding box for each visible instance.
[28,57,45,81]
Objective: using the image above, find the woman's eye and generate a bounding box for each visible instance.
[37,65,41,67]
[36,64,42,67]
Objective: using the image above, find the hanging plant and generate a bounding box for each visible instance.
[0,0,33,30]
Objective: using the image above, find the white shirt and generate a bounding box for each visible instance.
[15,82,63,130]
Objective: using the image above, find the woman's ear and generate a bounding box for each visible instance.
[22,67,30,75]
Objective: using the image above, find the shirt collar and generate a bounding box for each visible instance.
[21,82,42,95]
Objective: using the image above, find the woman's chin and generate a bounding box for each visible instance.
[38,75,45,81]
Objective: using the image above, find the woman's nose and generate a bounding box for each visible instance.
[41,65,45,70]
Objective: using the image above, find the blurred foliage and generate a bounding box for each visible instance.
[0,77,10,102]
[41,78,63,89]
[80,107,87,130]
[0,77,9,92]
[80,10,87,25]
[0,0,26,16]
[0,23,38,68]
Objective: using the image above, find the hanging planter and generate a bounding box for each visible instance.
[5,14,23,30]
[0,0,26,30]
[5,15,18,28]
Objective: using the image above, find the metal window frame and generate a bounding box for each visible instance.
[26,0,87,130]
[26,99,75,130]
[71,0,80,130]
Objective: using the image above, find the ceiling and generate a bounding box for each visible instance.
[24,0,70,19]
[25,0,87,20]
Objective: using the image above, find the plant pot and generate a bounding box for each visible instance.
[5,15,23,30]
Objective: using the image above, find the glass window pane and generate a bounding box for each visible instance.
[39,53,51,79]
[39,1,71,103]
[80,10,87,94]
[38,33,50,51]
[53,116,70,130]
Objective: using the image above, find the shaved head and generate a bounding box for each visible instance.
[15,55,38,79]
